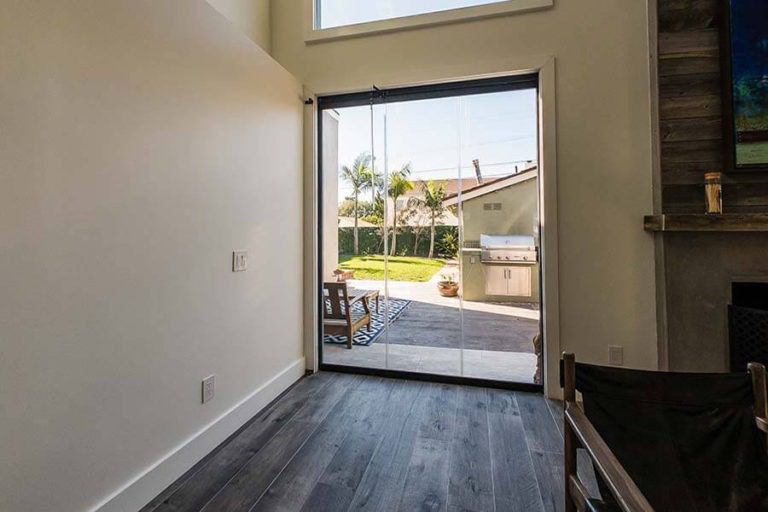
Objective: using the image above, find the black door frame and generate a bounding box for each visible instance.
[316,74,543,392]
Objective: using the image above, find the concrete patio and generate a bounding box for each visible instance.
[324,266,541,384]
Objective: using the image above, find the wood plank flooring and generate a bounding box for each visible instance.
[142,372,594,512]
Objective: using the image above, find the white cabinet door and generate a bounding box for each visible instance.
[484,265,509,296]
[506,266,532,297]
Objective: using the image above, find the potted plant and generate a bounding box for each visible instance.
[437,273,459,297]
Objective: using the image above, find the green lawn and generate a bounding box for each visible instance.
[338,255,446,282]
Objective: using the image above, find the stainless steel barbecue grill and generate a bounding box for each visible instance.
[479,234,538,264]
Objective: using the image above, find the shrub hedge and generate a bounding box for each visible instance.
[338,226,459,257]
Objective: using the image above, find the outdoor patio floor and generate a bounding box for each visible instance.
[324,272,540,384]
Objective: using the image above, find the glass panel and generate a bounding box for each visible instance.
[375,102,390,370]
[321,104,388,370]
[320,80,541,385]
[318,0,510,29]
[457,89,541,383]
[381,96,462,377]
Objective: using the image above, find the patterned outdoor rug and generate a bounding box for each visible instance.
[323,298,412,346]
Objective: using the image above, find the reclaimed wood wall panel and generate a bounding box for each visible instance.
[659,72,720,98]
[660,117,722,142]
[658,0,717,32]
[658,0,768,213]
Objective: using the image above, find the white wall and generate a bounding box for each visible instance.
[322,111,340,280]
[272,1,658,373]
[207,0,272,52]
[0,2,303,511]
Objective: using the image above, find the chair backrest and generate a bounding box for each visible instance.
[324,282,350,320]
[572,362,768,511]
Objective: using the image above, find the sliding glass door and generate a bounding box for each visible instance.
[455,90,542,383]
[319,76,542,387]
[382,96,463,377]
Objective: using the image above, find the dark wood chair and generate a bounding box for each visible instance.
[562,352,768,512]
[323,282,371,349]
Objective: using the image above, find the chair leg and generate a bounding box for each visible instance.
[749,362,768,450]
[347,327,353,349]
[565,415,578,512]
[563,353,577,512]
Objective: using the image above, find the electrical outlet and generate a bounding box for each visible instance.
[202,375,215,404]
[232,251,248,272]
[608,346,624,366]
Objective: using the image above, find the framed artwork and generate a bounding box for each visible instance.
[721,0,768,172]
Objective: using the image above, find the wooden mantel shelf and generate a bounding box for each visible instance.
[644,214,768,232]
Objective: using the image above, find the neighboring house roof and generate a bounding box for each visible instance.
[442,166,538,207]
[378,168,536,228]
[402,177,506,198]
[400,208,459,228]
[337,216,376,228]
[386,195,459,227]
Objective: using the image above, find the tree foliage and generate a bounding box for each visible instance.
[340,152,375,254]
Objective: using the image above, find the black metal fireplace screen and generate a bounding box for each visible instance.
[729,305,768,371]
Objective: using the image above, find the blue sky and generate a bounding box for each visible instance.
[334,89,538,202]
[319,0,508,28]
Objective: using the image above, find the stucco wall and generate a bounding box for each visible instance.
[462,177,539,242]
[322,110,340,280]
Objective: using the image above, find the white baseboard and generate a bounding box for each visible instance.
[92,357,306,512]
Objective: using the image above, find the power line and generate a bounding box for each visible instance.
[399,159,536,175]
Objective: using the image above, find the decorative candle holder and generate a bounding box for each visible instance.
[704,171,722,214]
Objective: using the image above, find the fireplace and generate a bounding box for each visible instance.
[729,282,768,371]
[661,233,768,373]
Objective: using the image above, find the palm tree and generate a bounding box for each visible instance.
[421,180,447,259]
[340,152,373,255]
[387,163,413,256]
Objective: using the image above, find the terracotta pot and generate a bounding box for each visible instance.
[437,281,459,297]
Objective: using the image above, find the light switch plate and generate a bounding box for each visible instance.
[202,375,215,404]
[233,251,248,272]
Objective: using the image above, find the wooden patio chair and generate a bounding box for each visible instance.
[323,282,371,349]
[562,352,768,512]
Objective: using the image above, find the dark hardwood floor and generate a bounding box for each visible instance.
[142,372,595,512]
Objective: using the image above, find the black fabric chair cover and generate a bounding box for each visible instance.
[574,363,768,512]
